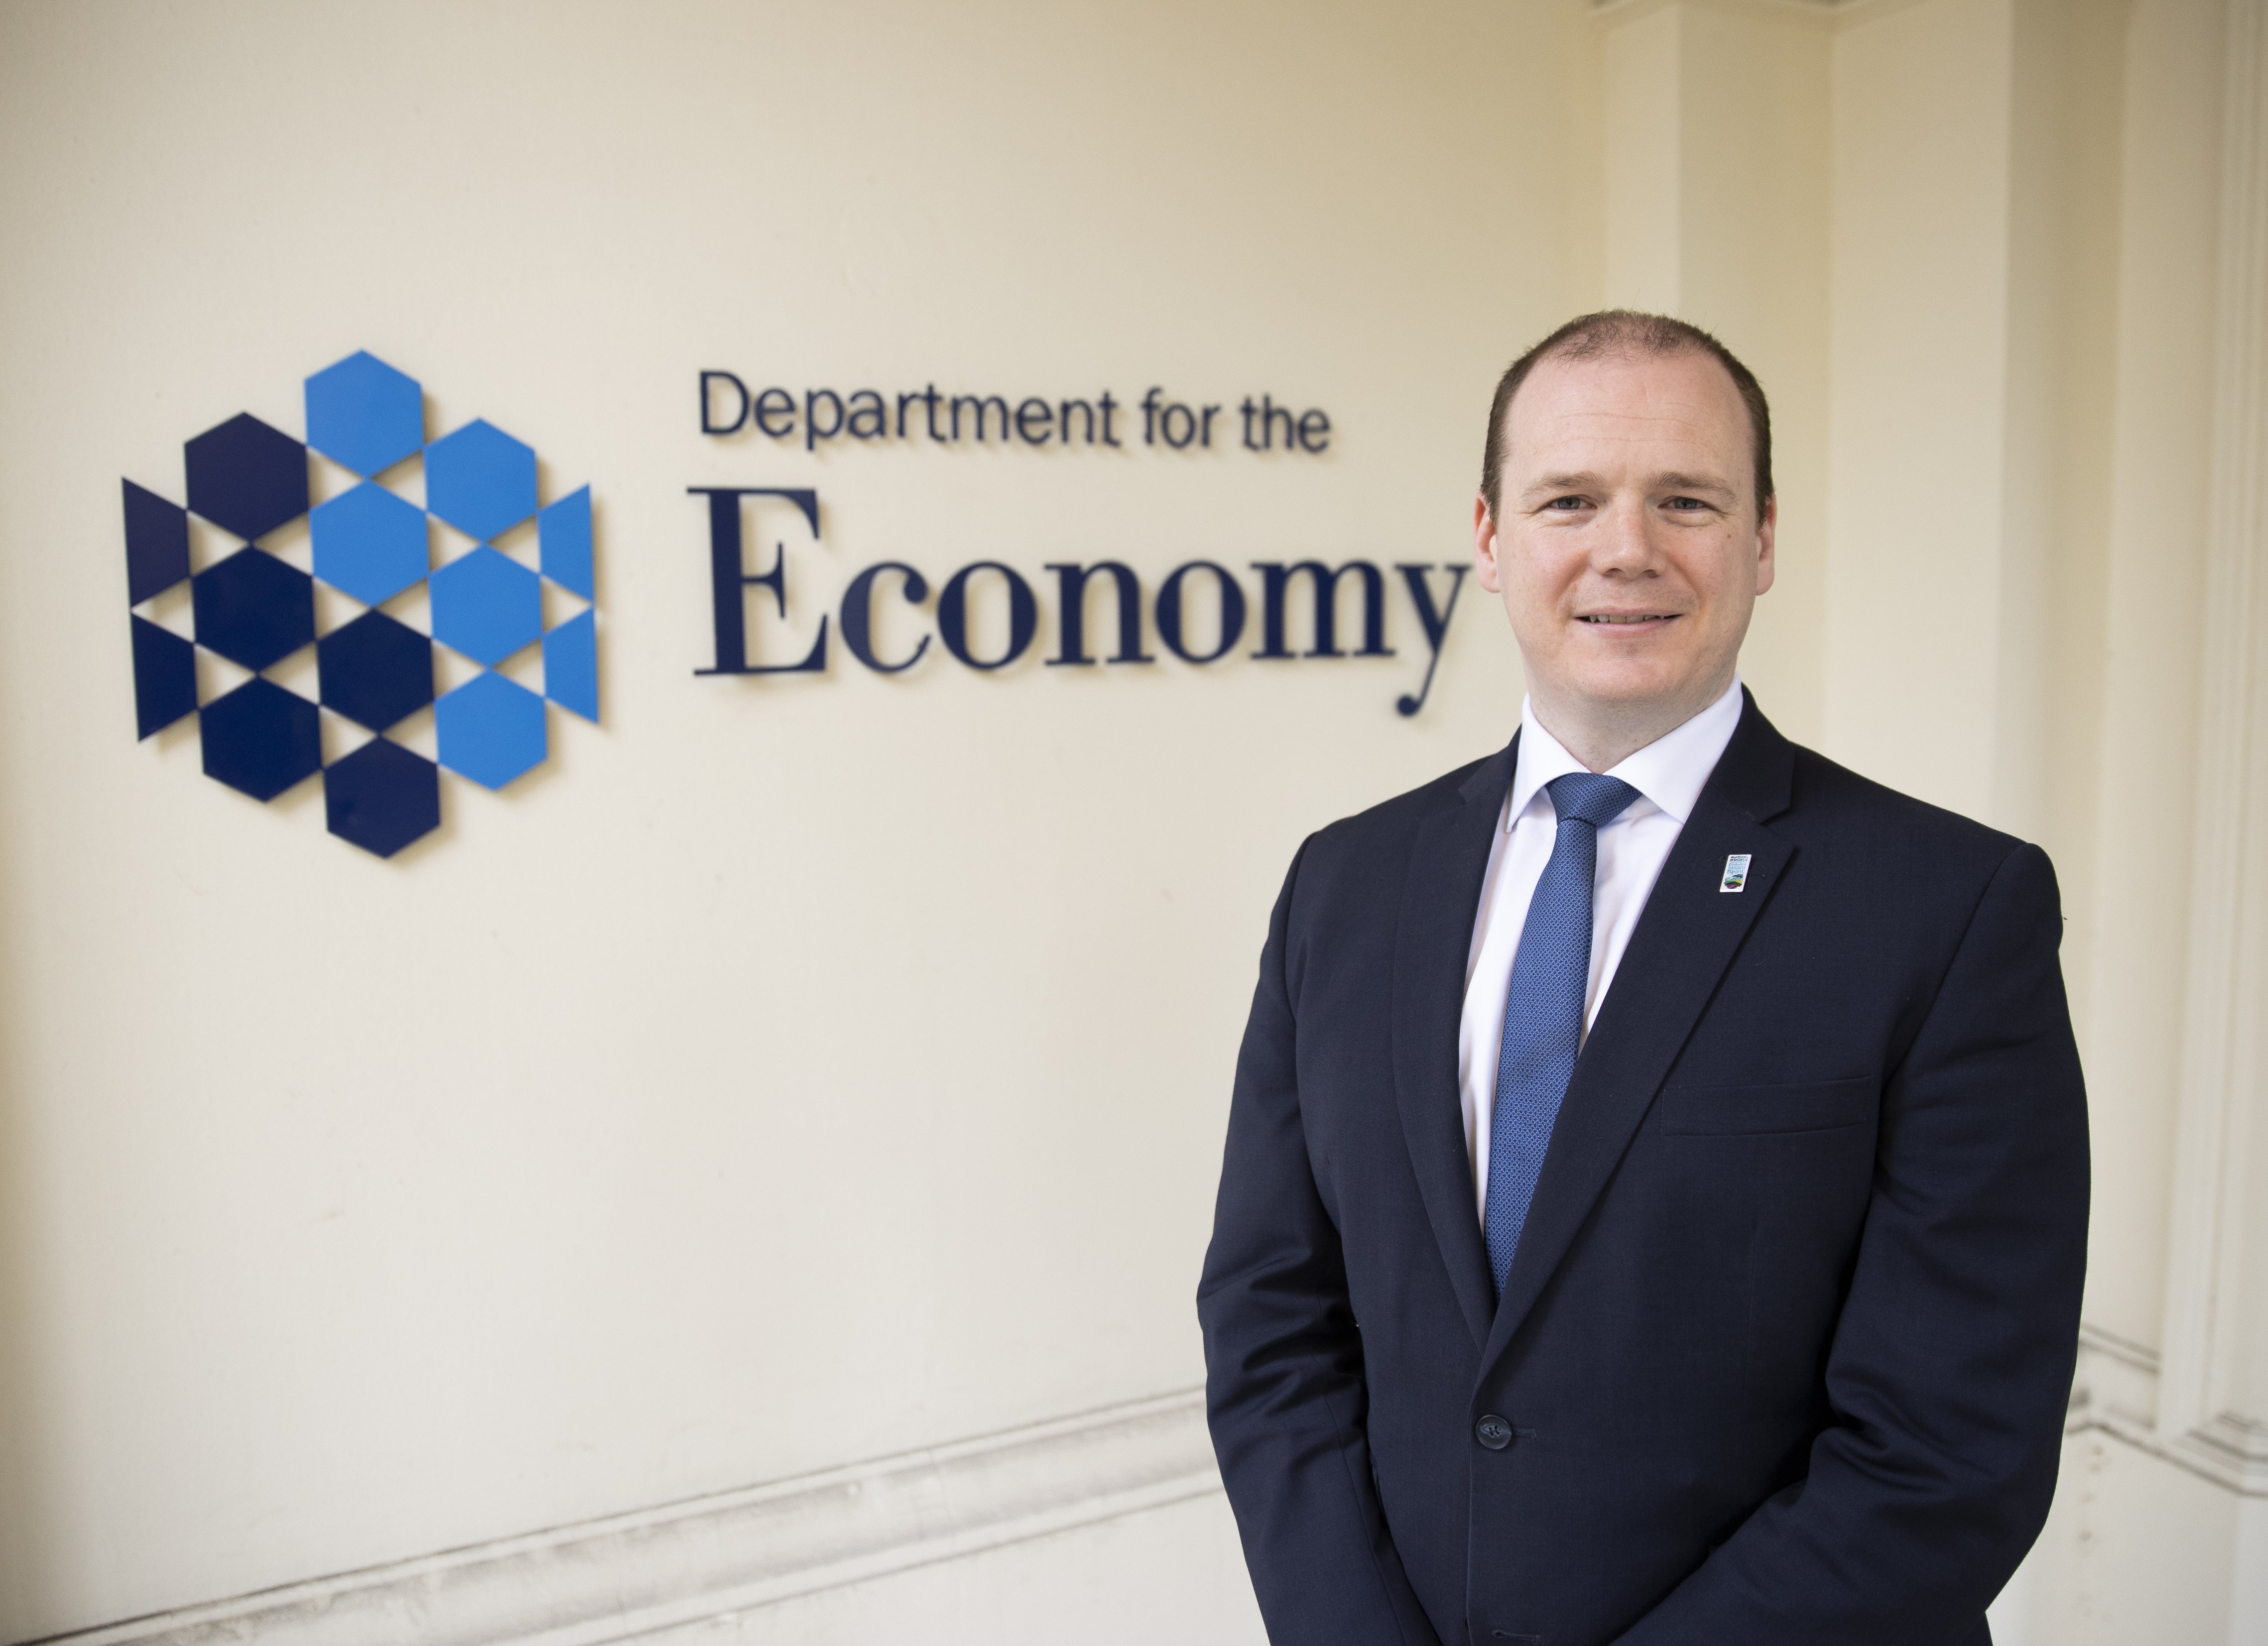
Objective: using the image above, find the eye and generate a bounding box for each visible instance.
[1663,495,1710,511]
[1542,495,1590,511]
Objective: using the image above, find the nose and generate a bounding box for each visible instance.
[1590,496,1658,577]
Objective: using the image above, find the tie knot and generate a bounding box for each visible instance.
[1546,771,1639,830]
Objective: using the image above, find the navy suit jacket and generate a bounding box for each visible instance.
[1197,695,2089,1646]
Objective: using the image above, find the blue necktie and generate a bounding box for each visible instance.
[1485,772,1639,1296]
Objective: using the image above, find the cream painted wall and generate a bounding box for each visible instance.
[0,1,1593,1636]
[1826,0,2020,823]
[1603,7,1685,317]
[1674,3,1832,753]
[4,0,2265,1642]
[1597,0,1832,750]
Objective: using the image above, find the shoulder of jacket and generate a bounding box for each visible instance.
[1784,743,2029,866]
[1302,750,1501,863]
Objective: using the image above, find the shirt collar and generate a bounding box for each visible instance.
[1507,675,1746,831]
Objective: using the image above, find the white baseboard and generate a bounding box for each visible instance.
[2068,1323,2268,1498]
[2069,1321,2164,1437]
[68,1323,2244,1646]
[36,1389,1220,1646]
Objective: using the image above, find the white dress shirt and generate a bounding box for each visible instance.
[1458,677,1746,1221]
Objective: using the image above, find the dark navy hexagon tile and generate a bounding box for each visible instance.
[200,678,321,801]
[324,737,441,858]
[184,413,308,542]
[192,549,315,672]
[318,610,433,732]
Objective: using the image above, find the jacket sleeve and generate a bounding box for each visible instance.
[1616,841,2091,1645]
[1196,841,1443,1646]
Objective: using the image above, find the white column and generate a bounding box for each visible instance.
[2041,1,2268,1639]
[2076,0,2228,1371]
[2160,0,2268,1505]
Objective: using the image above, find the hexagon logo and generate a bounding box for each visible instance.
[120,351,599,858]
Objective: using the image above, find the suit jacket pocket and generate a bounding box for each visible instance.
[1657,1074,1875,1136]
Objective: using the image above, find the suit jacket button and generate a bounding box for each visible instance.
[1475,1414,1513,1450]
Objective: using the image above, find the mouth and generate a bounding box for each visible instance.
[1577,613,1680,627]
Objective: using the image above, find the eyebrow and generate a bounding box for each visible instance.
[1521,471,1606,498]
[1520,470,1737,499]
[1651,472,1737,496]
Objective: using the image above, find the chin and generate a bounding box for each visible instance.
[1563,662,1691,707]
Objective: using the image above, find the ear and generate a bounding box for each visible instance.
[1474,493,1504,594]
[1753,494,1776,596]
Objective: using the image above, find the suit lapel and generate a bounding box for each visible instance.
[1391,738,1514,1352]
[1480,696,1798,1373]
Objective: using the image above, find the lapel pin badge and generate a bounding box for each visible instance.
[1720,853,1752,893]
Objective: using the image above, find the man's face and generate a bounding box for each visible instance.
[1473,349,1774,730]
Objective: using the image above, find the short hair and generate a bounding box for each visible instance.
[1479,310,1773,518]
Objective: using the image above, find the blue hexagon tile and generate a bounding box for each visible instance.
[312,482,429,606]
[305,352,423,477]
[426,419,536,542]
[432,546,541,666]
[435,671,547,790]
[121,352,596,856]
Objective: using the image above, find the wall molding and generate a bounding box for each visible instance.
[46,1332,2238,1646]
[30,1390,1218,1646]
[2069,1322,2163,1440]
[1591,0,1859,10]
[2072,1323,2268,1498]
[1584,0,1944,36]
[1586,0,1853,21]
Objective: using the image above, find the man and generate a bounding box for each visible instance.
[1196,311,2088,1646]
